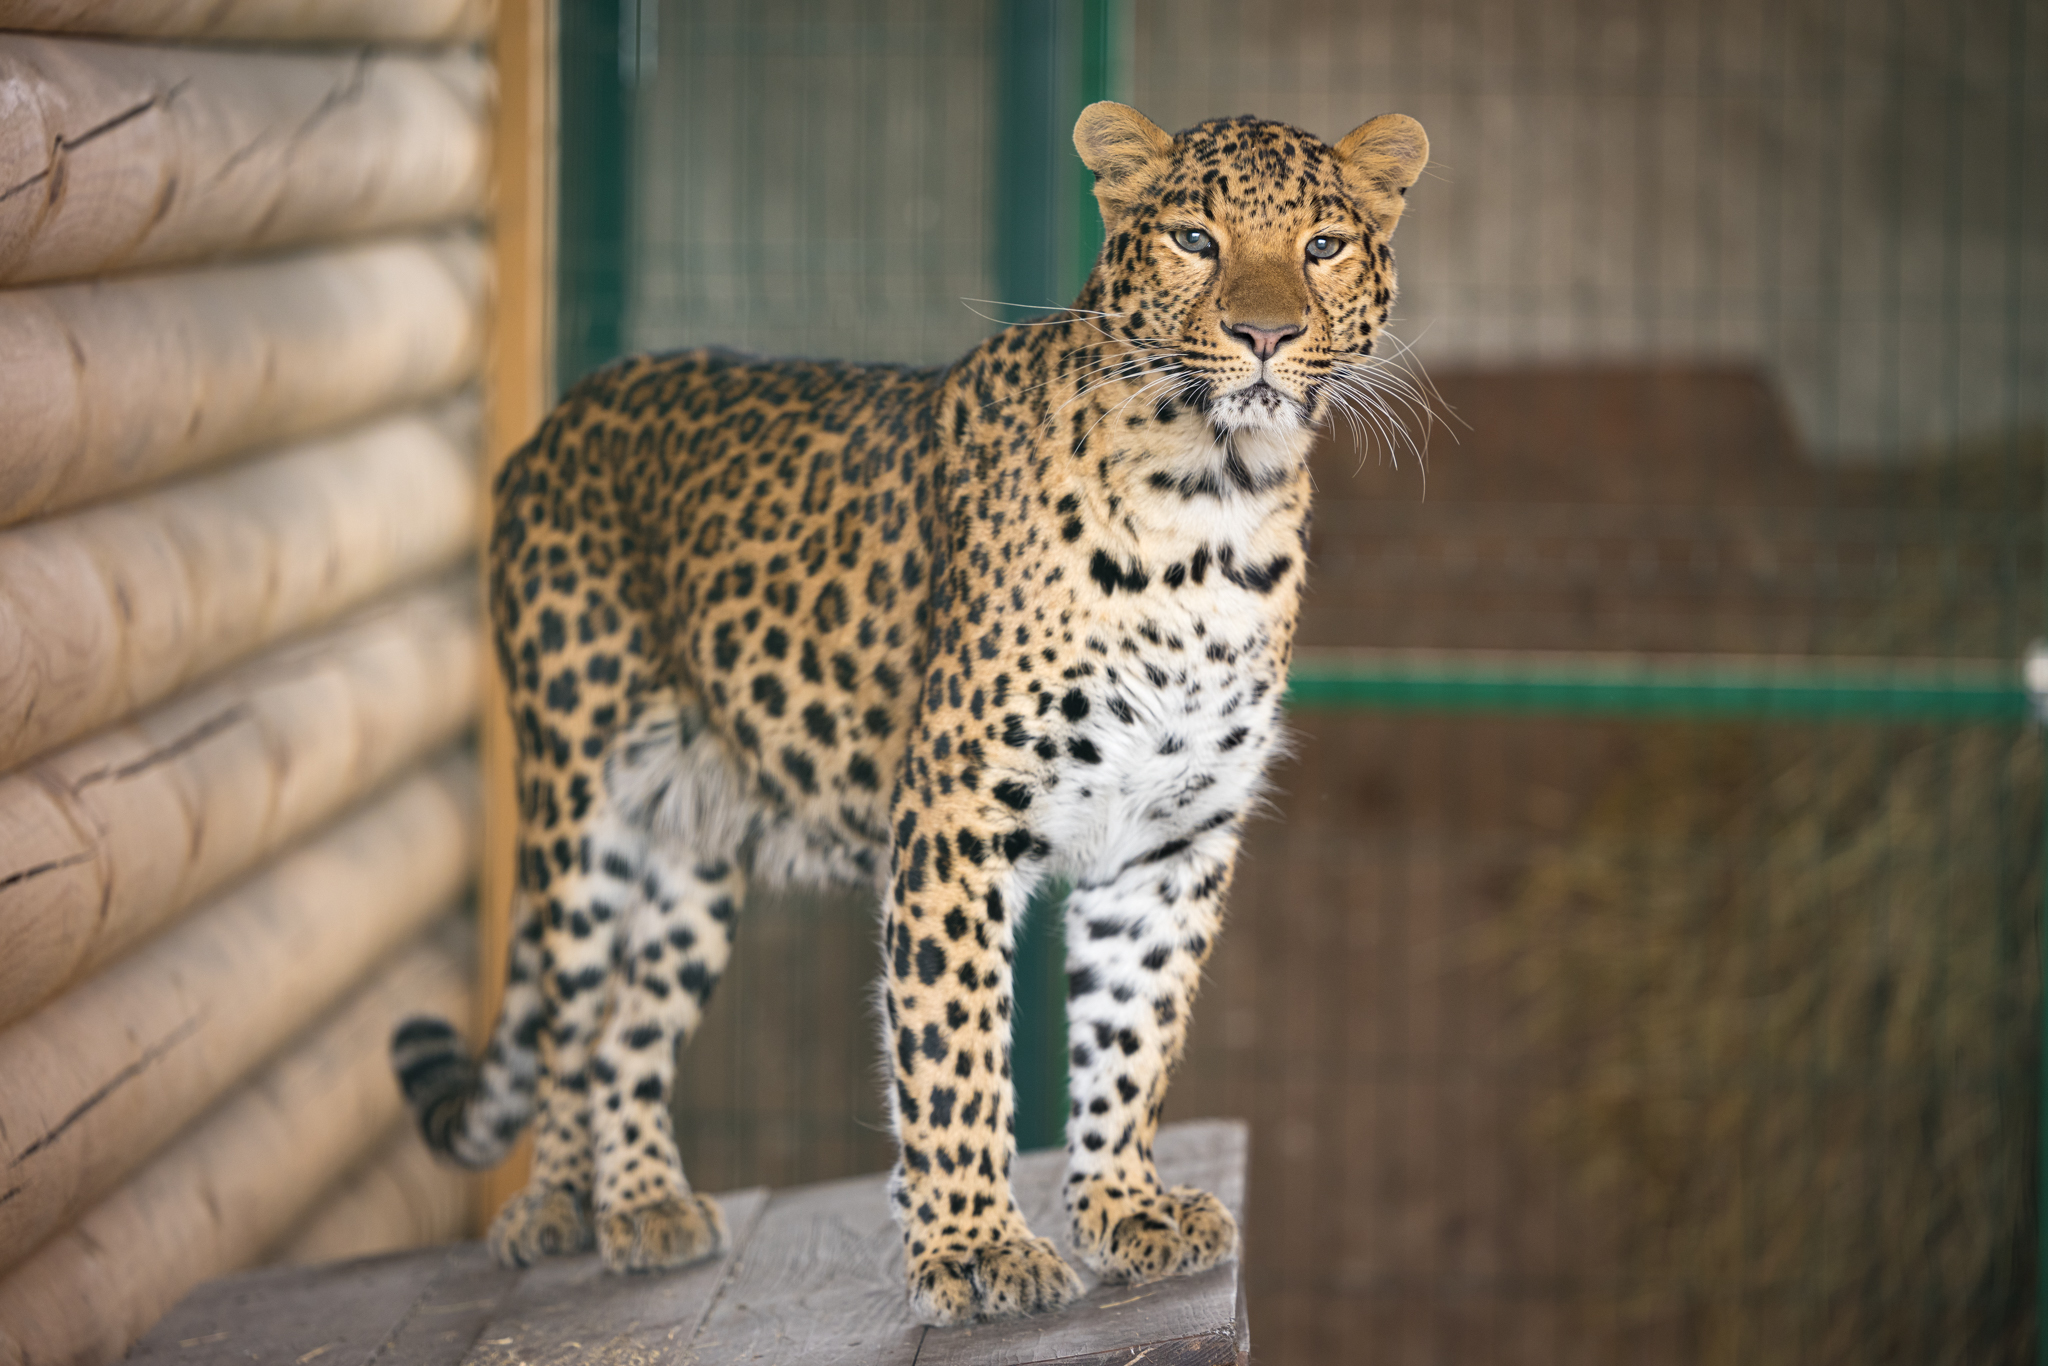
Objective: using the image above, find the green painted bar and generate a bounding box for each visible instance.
[2039,757,2048,1366]
[1286,651,2030,722]
[555,0,635,394]
[999,0,1132,1154]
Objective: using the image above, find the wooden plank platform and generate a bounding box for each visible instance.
[127,1120,1248,1366]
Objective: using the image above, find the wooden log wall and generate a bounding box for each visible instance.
[0,1,547,1361]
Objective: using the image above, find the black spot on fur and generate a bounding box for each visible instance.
[916,937,946,985]
[751,673,788,717]
[802,701,837,745]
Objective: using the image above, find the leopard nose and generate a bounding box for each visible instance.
[1224,322,1303,360]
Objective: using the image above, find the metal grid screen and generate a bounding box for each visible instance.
[553,2,2048,1360]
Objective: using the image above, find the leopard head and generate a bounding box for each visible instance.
[1074,103,1428,443]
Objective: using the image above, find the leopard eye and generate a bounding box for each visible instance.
[1170,227,1216,256]
[1306,235,1345,261]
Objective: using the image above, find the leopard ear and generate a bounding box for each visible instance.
[1335,114,1429,235]
[1074,102,1173,218]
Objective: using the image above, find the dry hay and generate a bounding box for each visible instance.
[1510,718,2039,1363]
[1503,434,2044,1364]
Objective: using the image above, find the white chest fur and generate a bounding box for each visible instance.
[1030,574,1292,888]
[1018,427,1310,886]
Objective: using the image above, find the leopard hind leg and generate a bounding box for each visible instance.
[580,701,753,1271]
[395,865,607,1266]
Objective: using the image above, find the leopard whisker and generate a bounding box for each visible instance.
[1324,372,1420,465]
[986,347,1172,416]
[1046,350,1197,427]
[1075,368,1191,445]
[1322,369,1433,485]
[958,298,1131,328]
[1336,330,1461,435]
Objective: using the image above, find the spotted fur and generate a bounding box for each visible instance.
[393,103,1428,1324]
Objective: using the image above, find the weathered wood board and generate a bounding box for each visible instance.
[127,1120,1249,1366]
[129,1244,522,1366]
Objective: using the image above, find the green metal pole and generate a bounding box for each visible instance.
[997,0,1127,1153]
[1073,0,1127,284]
[993,0,1071,1158]
[555,0,637,392]
[1286,649,2031,724]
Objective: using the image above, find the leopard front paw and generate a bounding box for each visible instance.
[1068,1180,1239,1284]
[598,1192,728,1272]
[906,1234,1084,1325]
[1160,1184,1239,1271]
[488,1184,595,1266]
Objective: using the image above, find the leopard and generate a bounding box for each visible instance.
[390,101,1429,1325]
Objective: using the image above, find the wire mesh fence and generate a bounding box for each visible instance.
[554,1,2048,1359]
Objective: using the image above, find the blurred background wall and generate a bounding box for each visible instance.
[630,1,995,366]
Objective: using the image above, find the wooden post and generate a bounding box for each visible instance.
[117,1120,1252,1366]
[475,0,556,1230]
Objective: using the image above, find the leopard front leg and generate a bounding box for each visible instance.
[882,791,1082,1325]
[1061,835,1240,1284]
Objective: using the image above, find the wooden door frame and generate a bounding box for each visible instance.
[476,0,555,1231]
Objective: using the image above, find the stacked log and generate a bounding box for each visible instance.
[0,0,491,44]
[0,237,485,523]
[0,40,488,286]
[269,1122,477,1267]
[0,582,478,1022]
[0,407,476,769]
[0,926,475,1366]
[0,758,476,1264]
[0,3,532,1360]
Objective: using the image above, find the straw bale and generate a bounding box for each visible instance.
[0,579,477,1026]
[0,922,471,1366]
[1497,441,2046,1363]
[1507,724,2040,1364]
[0,36,487,287]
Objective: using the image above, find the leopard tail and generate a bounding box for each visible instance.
[389,892,545,1168]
